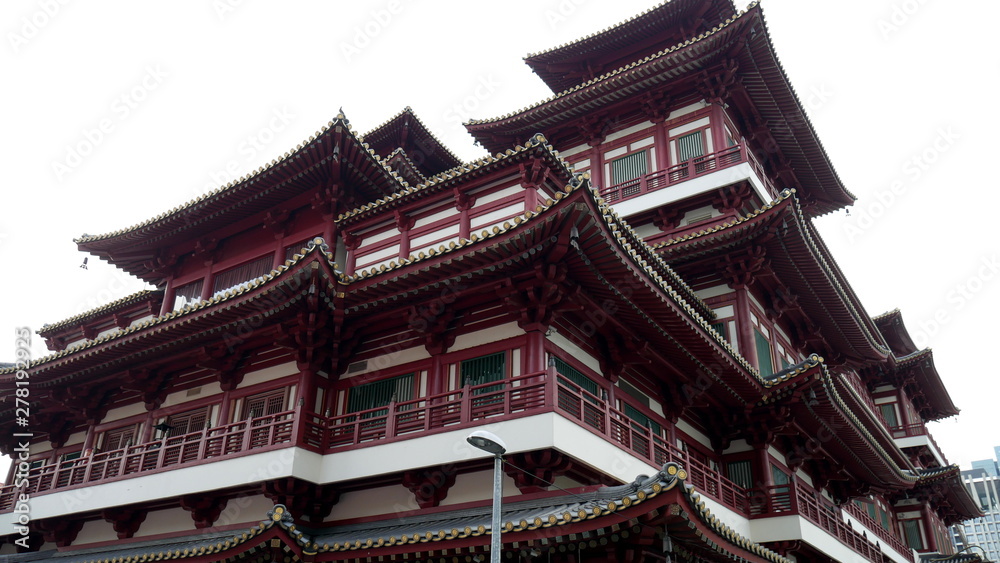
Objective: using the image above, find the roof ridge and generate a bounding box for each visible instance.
[468,3,755,128]
[335,133,573,224]
[38,288,161,334]
[75,111,410,246]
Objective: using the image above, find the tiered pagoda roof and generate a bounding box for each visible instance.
[6,464,792,563]
[74,113,412,285]
[361,107,463,178]
[468,2,855,216]
[656,191,890,367]
[523,0,737,93]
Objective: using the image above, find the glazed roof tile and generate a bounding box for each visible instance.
[75,111,408,247]
[0,466,790,563]
[3,177,721,378]
[37,289,162,336]
[657,190,890,361]
[361,106,463,173]
[469,5,754,128]
[759,354,919,486]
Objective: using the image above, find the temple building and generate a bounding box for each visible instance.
[0,1,982,562]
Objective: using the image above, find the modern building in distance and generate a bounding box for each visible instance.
[0,1,983,562]
[952,449,1000,560]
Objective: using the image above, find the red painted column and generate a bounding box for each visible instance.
[589,145,604,190]
[735,287,758,369]
[159,285,176,317]
[653,119,670,173]
[524,330,546,375]
[710,104,727,153]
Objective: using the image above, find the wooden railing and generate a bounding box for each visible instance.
[750,482,913,563]
[553,373,749,515]
[0,368,916,563]
[842,499,913,559]
[599,144,777,204]
[0,410,296,509]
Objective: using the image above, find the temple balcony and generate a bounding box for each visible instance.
[889,422,948,468]
[750,482,916,563]
[0,370,915,563]
[598,142,777,220]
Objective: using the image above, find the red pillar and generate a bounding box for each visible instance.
[735,287,758,369]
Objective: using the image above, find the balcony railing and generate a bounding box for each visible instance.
[750,482,913,563]
[599,144,777,204]
[842,499,912,559]
[0,368,916,563]
[0,410,296,509]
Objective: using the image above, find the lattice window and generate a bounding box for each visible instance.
[166,407,209,437]
[242,389,287,420]
[347,373,414,417]
[677,131,704,162]
[101,425,139,451]
[553,358,598,396]
[461,352,506,395]
[610,151,647,185]
[726,460,753,490]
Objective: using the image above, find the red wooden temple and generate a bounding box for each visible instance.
[0,1,981,562]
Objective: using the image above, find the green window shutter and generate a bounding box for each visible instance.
[902,520,923,549]
[710,322,727,342]
[770,464,790,486]
[725,460,754,490]
[462,353,505,395]
[348,373,414,416]
[623,403,662,436]
[553,358,599,397]
[610,151,647,185]
[880,509,890,529]
[879,404,899,427]
[754,329,774,378]
[677,131,704,162]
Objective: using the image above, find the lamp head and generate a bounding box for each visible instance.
[466,430,507,456]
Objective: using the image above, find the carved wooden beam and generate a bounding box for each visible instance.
[402,465,458,509]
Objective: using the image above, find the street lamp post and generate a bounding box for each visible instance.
[467,430,507,563]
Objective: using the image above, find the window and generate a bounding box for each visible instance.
[901,519,924,550]
[165,407,209,437]
[610,151,648,185]
[755,329,774,378]
[879,403,899,428]
[677,131,704,162]
[618,381,662,436]
[347,373,415,417]
[725,460,754,489]
[553,357,599,397]
[212,255,274,297]
[173,280,204,311]
[101,425,140,451]
[711,322,727,341]
[461,352,506,394]
[242,389,287,420]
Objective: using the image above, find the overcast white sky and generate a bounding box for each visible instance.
[1,0,997,471]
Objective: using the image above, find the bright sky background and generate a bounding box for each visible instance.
[1,0,997,473]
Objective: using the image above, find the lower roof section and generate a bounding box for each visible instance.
[4,463,790,563]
